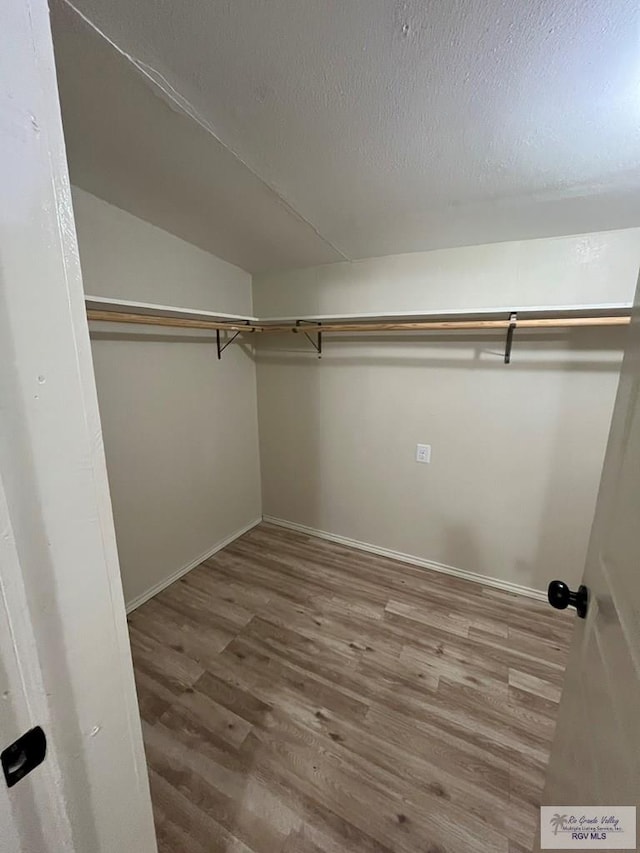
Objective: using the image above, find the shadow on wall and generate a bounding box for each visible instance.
[255,326,624,593]
[89,328,255,358]
[88,323,261,606]
[532,334,619,591]
[255,327,624,371]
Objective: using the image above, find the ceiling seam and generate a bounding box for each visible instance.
[60,0,352,265]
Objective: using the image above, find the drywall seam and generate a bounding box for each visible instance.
[125,517,262,613]
[263,515,547,603]
[60,0,350,263]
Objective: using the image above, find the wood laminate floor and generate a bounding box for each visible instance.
[128,522,573,853]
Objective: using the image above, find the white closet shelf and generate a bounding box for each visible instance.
[85,295,256,324]
[84,295,632,363]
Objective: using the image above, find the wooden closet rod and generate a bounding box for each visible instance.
[266,316,630,333]
[86,310,256,332]
[87,309,630,334]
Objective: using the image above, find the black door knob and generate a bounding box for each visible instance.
[547,580,589,619]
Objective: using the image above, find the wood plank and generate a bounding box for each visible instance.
[508,669,563,704]
[129,522,573,852]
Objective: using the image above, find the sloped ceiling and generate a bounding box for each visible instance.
[52,0,640,273]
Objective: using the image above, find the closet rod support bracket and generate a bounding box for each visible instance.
[504,313,517,364]
[294,320,323,358]
[216,321,251,360]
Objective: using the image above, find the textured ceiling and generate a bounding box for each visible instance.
[52,0,640,273]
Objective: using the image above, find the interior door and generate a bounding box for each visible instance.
[537,273,640,842]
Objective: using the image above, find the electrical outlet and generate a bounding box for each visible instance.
[416,444,431,464]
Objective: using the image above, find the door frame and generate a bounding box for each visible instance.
[0,0,157,849]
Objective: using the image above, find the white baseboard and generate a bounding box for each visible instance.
[125,517,262,613]
[262,515,546,603]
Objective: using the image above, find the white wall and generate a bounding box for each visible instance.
[71,199,640,598]
[254,230,640,593]
[73,187,261,607]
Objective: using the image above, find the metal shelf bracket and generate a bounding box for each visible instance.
[216,321,252,360]
[504,312,517,364]
[294,320,323,358]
